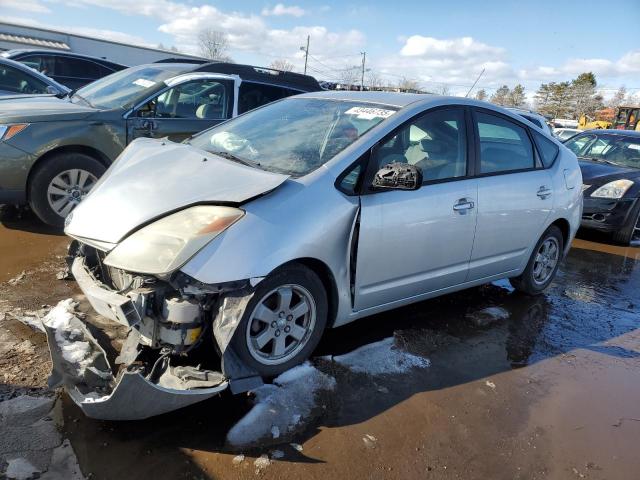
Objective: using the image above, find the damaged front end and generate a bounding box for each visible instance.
[44,242,262,420]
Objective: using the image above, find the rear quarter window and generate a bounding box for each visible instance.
[533,131,559,168]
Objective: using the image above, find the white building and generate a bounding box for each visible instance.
[0,22,203,66]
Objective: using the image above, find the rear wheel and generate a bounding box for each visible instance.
[231,264,327,377]
[612,202,640,246]
[29,153,106,227]
[510,225,563,295]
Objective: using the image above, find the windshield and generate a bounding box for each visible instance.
[189,97,398,176]
[71,65,185,109]
[565,134,640,169]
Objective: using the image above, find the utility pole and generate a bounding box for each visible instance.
[301,35,310,75]
[465,68,485,98]
[360,51,366,91]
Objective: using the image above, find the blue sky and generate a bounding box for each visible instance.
[2,0,639,98]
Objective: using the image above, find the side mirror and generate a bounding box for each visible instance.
[372,162,423,191]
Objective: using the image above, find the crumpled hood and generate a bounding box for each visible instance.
[65,138,289,244]
[0,95,96,123]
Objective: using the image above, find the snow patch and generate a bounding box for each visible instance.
[333,337,430,375]
[42,299,93,375]
[5,457,40,480]
[226,362,335,447]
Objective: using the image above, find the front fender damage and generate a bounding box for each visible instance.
[44,257,263,420]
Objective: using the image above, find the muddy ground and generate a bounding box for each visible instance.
[1,205,639,480]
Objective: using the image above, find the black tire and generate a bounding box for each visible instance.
[509,225,564,296]
[612,201,640,246]
[29,153,106,228]
[231,263,328,377]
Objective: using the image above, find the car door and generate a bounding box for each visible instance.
[467,109,553,281]
[126,77,234,143]
[354,107,478,311]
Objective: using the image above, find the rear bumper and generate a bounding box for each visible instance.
[580,197,637,232]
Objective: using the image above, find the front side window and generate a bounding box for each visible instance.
[0,64,48,94]
[370,108,468,182]
[20,55,55,77]
[150,80,231,119]
[189,98,397,176]
[476,111,534,174]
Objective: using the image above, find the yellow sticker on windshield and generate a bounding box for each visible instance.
[345,107,395,120]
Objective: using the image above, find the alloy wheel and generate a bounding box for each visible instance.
[532,237,560,285]
[246,284,317,365]
[46,169,98,218]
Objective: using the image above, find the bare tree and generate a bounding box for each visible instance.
[475,89,487,101]
[397,77,420,92]
[608,86,628,108]
[435,85,451,96]
[366,70,384,90]
[269,59,295,72]
[198,28,233,62]
[338,67,361,90]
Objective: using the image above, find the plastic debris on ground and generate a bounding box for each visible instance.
[253,454,271,471]
[226,362,336,447]
[362,434,378,449]
[332,337,430,375]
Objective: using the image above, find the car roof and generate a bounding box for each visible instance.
[192,62,321,91]
[3,49,127,68]
[295,90,432,107]
[581,129,640,138]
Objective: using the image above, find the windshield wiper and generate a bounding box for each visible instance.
[579,156,621,167]
[209,150,260,168]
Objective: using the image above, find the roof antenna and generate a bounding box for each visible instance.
[465,68,485,98]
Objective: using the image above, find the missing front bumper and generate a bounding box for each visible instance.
[47,253,262,420]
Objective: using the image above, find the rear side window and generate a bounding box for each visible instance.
[533,132,559,167]
[476,112,534,174]
[238,82,302,114]
[55,57,102,79]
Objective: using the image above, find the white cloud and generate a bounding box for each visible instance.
[261,3,306,17]
[42,0,361,64]
[400,35,504,60]
[0,0,50,13]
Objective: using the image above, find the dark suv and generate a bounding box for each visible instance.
[0,62,321,226]
[1,49,127,89]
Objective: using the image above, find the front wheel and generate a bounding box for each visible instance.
[29,153,106,227]
[231,263,328,377]
[612,202,640,246]
[510,225,564,295]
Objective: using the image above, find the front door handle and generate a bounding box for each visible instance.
[537,186,552,199]
[453,199,475,213]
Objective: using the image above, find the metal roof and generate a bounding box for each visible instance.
[0,32,69,50]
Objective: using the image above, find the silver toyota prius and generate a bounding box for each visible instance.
[57,91,582,419]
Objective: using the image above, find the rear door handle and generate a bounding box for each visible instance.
[537,186,552,199]
[453,199,475,213]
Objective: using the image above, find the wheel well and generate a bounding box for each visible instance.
[289,258,339,329]
[26,145,110,201]
[551,218,570,248]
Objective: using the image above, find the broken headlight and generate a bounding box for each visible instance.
[104,205,244,275]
